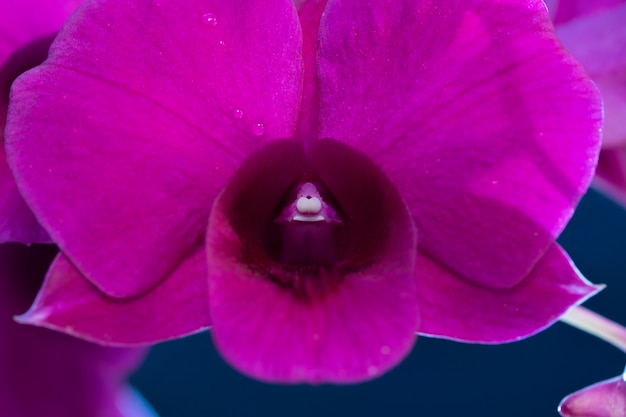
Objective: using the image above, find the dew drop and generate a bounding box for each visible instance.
[232,109,244,119]
[367,366,379,376]
[200,13,218,27]
[380,345,390,355]
[252,122,265,136]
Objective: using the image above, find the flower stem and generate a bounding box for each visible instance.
[560,306,626,354]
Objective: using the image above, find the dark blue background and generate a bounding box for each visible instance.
[131,189,626,417]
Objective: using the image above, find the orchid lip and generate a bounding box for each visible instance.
[206,139,419,383]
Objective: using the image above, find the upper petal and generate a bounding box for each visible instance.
[6,0,303,297]
[317,0,602,289]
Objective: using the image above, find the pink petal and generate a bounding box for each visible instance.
[560,374,626,417]
[593,149,626,207]
[207,139,419,383]
[551,0,625,24]
[555,3,626,147]
[294,0,328,139]
[18,248,210,345]
[0,149,51,243]
[6,0,303,297]
[0,0,81,244]
[0,244,154,417]
[317,0,602,290]
[418,243,600,342]
[0,0,81,66]
[543,0,559,19]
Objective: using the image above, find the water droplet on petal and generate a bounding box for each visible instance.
[232,109,243,119]
[200,13,218,27]
[367,366,379,376]
[252,122,265,136]
[380,345,390,355]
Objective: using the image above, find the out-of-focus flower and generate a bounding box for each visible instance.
[0,0,85,243]
[546,0,626,205]
[559,371,626,417]
[1,2,155,415]
[5,0,602,383]
[0,244,155,417]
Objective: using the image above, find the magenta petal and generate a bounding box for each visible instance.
[18,248,210,345]
[555,3,626,147]
[6,0,303,297]
[317,0,602,289]
[594,149,626,207]
[0,0,81,244]
[559,373,626,417]
[0,154,50,243]
[0,0,81,66]
[207,139,418,383]
[294,0,328,139]
[551,0,625,24]
[417,243,599,342]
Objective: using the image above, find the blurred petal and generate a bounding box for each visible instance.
[0,244,155,417]
[18,248,210,345]
[0,148,51,243]
[0,0,82,243]
[6,0,303,297]
[551,0,625,24]
[555,3,626,147]
[317,0,601,289]
[418,243,599,342]
[560,373,626,417]
[593,149,626,207]
[207,139,418,383]
[0,0,81,66]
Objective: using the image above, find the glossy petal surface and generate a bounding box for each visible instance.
[560,374,626,417]
[318,0,601,289]
[207,140,418,383]
[6,0,303,297]
[19,248,210,345]
[0,244,154,417]
[418,243,599,342]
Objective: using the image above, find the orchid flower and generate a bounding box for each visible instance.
[546,0,626,206]
[5,0,602,383]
